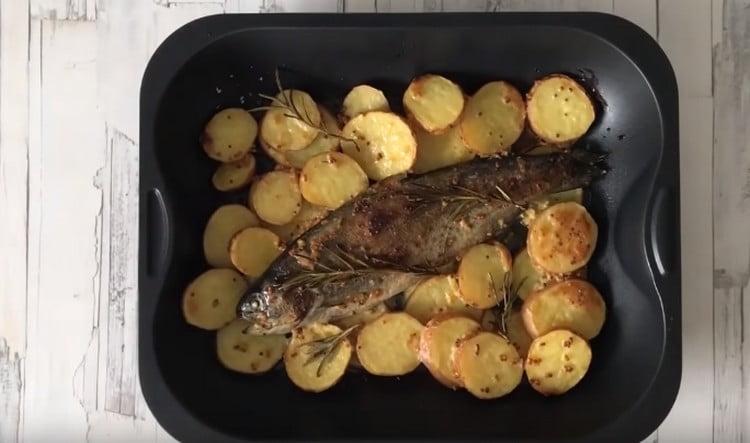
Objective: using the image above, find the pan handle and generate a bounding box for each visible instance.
[145,188,171,277]
[647,186,676,276]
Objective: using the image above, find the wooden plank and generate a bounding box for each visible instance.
[657,96,714,443]
[491,0,613,12]
[658,0,712,97]
[0,339,23,443]
[712,0,750,442]
[30,0,96,20]
[22,19,104,441]
[613,0,657,38]
[343,0,377,11]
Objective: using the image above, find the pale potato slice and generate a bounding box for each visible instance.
[229,227,282,279]
[261,106,342,169]
[531,188,584,210]
[284,323,352,392]
[203,204,260,268]
[419,315,481,388]
[527,202,598,274]
[522,279,605,340]
[334,303,389,329]
[457,243,513,309]
[300,152,369,209]
[267,201,329,243]
[341,85,390,121]
[182,268,247,330]
[341,111,417,180]
[356,312,423,376]
[258,136,290,166]
[212,154,256,191]
[217,319,288,374]
[403,75,464,133]
[452,332,523,399]
[260,90,321,152]
[250,170,302,225]
[526,74,595,144]
[404,275,482,324]
[480,309,533,357]
[460,81,525,156]
[511,248,543,300]
[411,123,475,174]
[525,330,591,395]
[202,108,257,162]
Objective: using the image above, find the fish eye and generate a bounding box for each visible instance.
[238,292,267,319]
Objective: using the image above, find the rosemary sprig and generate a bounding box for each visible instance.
[301,325,359,377]
[249,68,355,143]
[403,183,527,211]
[489,272,525,335]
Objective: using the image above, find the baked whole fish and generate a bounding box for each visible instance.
[238,152,605,334]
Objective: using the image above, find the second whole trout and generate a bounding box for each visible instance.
[238,152,605,334]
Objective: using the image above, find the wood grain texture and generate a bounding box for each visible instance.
[31,0,97,20]
[613,0,656,37]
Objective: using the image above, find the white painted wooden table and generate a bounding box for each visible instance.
[0,0,746,442]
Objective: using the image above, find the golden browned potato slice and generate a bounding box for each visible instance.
[212,154,256,192]
[356,312,424,376]
[452,332,523,399]
[525,330,591,395]
[480,309,533,358]
[261,106,342,169]
[216,319,288,374]
[202,108,257,162]
[403,74,464,133]
[341,85,390,121]
[300,152,369,209]
[182,268,247,330]
[411,123,475,174]
[284,323,352,392]
[203,204,260,268]
[229,227,282,279]
[250,170,302,225]
[522,279,605,340]
[260,90,321,152]
[457,243,513,309]
[460,81,525,156]
[334,303,389,329]
[511,248,543,300]
[527,202,597,274]
[526,74,595,144]
[266,201,329,244]
[404,275,482,324]
[419,315,481,388]
[341,111,417,180]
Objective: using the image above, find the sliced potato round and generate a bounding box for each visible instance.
[341,111,417,180]
[418,315,481,388]
[250,170,302,225]
[460,81,525,156]
[258,136,290,166]
[341,85,390,121]
[267,201,329,243]
[334,303,389,329]
[261,106,342,169]
[527,74,595,144]
[211,154,256,191]
[457,243,513,309]
[525,329,592,395]
[522,279,605,340]
[480,309,533,357]
[203,204,260,268]
[202,108,257,162]
[300,152,369,209]
[411,123,475,174]
[217,319,288,374]
[452,332,523,399]
[356,312,423,376]
[403,74,464,133]
[284,323,352,392]
[405,275,482,324]
[229,227,282,279]
[511,248,543,300]
[260,90,321,152]
[182,268,247,330]
[527,202,598,274]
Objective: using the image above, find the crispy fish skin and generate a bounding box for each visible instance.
[239,153,604,334]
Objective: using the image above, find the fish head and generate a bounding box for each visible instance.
[236,287,299,335]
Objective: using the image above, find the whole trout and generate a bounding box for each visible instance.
[238,152,604,334]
